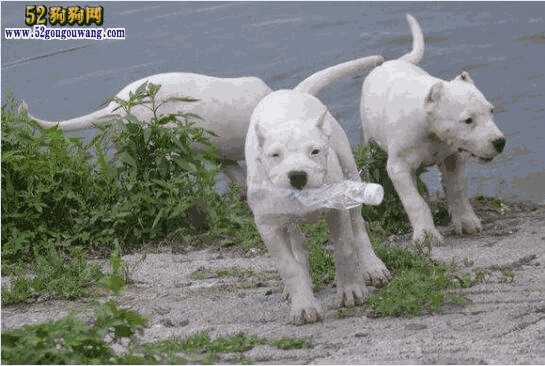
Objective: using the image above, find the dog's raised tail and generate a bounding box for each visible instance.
[18,100,117,131]
[399,14,424,65]
[294,55,384,96]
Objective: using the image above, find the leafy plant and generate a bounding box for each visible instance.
[3,85,265,268]
[1,97,101,264]
[1,315,115,365]
[207,185,263,250]
[87,81,221,249]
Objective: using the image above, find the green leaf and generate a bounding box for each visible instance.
[117,151,137,168]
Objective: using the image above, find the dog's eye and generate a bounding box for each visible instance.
[311,149,320,156]
[270,152,280,158]
[464,118,473,125]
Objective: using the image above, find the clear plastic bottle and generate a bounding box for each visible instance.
[291,180,384,210]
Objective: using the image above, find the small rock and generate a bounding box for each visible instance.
[405,323,428,330]
[160,318,175,327]
[238,292,246,298]
[174,281,192,288]
[354,332,368,338]
[219,352,241,362]
[255,281,266,288]
[265,289,273,296]
[154,306,171,315]
[180,319,189,327]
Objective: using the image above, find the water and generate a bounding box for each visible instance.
[2,2,544,203]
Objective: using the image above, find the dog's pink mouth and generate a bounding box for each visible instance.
[458,148,494,163]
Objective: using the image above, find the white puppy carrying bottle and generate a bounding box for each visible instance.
[292,180,384,209]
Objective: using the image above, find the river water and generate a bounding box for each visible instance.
[2,2,544,202]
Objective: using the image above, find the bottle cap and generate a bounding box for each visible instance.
[363,183,384,206]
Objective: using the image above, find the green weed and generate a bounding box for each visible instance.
[1,252,146,365]
[368,241,457,316]
[271,337,312,350]
[303,221,336,289]
[1,247,103,305]
[475,195,510,214]
[207,185,263,251]
[2,86,264,303]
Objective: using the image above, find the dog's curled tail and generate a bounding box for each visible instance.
[294,55,384,96]
[18,100,118,131]
[399,14,424,65]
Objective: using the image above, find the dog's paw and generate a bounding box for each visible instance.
[336,283,368,308]
[362,260,391,288]
[452,211,482,235]
[413,226,444,245]
[289,303,323,325]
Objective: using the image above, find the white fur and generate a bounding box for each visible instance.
[246,55,390,324]
[20,73,271,162]
[19,73,270,189]
[361,14,506,243]
[20,57,387,189]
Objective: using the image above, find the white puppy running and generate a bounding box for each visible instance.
[245,55,390,325]
[361,15,506,243]
[19,73,271,187]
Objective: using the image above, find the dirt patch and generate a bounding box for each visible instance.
[3,202,545,364]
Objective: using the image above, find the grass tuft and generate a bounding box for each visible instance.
[1,247,103,305]
[369,238,460,317]
[271,337,312,350]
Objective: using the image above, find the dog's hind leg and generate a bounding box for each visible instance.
[327,209,369,307]
[255,222,322,324]
[439,153,482,235]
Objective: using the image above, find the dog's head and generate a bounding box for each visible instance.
[425,71,506,161]
[255,110,331,190]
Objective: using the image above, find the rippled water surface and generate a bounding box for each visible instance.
[2,2,544,202]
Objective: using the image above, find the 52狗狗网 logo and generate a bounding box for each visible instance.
[25,5,103,27]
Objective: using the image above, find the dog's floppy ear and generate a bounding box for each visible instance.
[315,109,331,136]
[425,81,444,106]
[255,123,266,147]
[455,70,474,84]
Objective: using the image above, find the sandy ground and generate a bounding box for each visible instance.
[2,201,545,364]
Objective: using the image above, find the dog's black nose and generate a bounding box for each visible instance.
[492,137,506,153]
[288,171,308,190]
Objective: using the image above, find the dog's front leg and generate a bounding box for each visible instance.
[256,221,322,324]
[349,208,391,287]
[327,210,369,307]
[326,121,390,287]
[439,153,482,235]
[387,157,444,243]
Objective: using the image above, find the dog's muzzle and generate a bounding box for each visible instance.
[288,171,308,190]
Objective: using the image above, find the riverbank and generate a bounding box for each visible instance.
[3,199,544,364]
